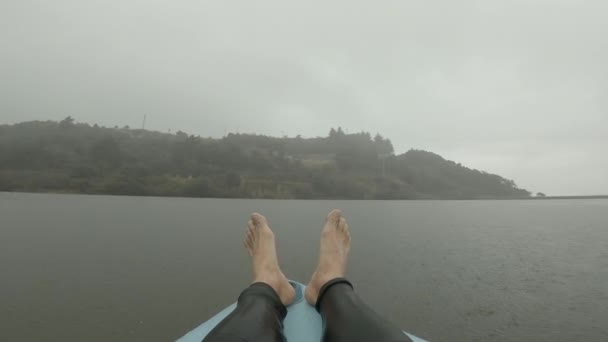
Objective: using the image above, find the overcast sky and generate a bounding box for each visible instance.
[1,0,607,195]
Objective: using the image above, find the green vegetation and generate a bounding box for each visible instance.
[0,118,530,199]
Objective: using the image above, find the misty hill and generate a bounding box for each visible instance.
[0,118,530,199]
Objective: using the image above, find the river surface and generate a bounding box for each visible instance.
[1,192,607,341]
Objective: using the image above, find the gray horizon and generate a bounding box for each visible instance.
[1,0,607,195]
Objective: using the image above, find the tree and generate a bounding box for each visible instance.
[182,177,213,197]
[329,128,337,138]
[60,116,75,127]
[225,172,241,187]
[374,133,383,143]
[536,192,546,197]
[175,130,188,139]
[374,133,394,155]
[90,136,122,164]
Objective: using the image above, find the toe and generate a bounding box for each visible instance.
[338,217,347,231]
[246,225,254,242]
[326,209,342,226]
[243,239,253,256]
[243,235,253,249]
[251,213,267,227]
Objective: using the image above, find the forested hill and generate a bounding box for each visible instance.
[0,118,530,199]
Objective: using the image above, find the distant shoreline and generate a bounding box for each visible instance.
[529,195,608,200]
[2,191,606,201]
[0,120,531,200]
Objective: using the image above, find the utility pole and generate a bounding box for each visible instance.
[141,114,147,130]
[380,153,389,177]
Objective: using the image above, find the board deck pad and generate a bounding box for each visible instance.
[177,281,427,342]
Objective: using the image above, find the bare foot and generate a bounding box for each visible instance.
[305,209,351,305]
[244,213,295,305]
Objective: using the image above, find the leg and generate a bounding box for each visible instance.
[203,282,286,342]
[306,210,412,342]
[316,278,411,342]
[204,213,295,342]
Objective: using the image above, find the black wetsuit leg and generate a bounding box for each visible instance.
[316,278,413,342]
[202,282,286,342]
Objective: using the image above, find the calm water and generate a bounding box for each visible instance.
[1,193,607,342]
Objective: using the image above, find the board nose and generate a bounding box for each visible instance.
[287,280,305,305]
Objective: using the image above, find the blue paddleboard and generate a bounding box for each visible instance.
[177,281,427,342]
